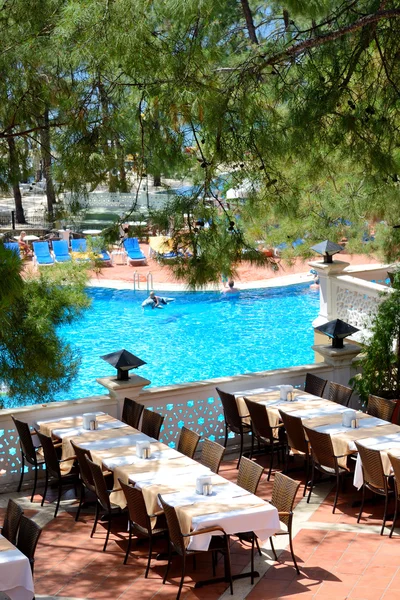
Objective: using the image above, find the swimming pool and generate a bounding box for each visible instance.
[50,283,319,402]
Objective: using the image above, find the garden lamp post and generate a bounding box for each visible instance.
[311,240,344,264]
[101,349,146,381]
[315,319,359,349]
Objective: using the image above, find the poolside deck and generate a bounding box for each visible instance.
[2,453,399,600]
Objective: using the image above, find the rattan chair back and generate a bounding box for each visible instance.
[367,395,396,422]
[216,387,243,432]
[388,453,400,498]
[177,426,200,459]
[237,456,264,494]
[35,430,61,479]
[119,479,150,533]
[355,442,386,491]
[16,515,42,572]
[122,398,144,429]
[304,373,327,397]
[141,409,165,440]
[244,398,274,441]
[199,439,225,473]
[71,441,94,492]
[158,495,185,554]
[12,416,37,464]
[2,499,23,545]
[328,382,353,407]
[278,410,308,454]
[271,472,300,528]
[303,426,337,471]
[86,456,111,512]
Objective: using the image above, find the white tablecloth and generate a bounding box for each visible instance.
[315,417,388,437]
[0,536,34,600]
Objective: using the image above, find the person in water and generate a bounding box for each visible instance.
[148,290,168,308]
[222,280,240,295]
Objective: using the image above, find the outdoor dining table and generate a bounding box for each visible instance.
[38,411,281,572]
[0,535,34,600]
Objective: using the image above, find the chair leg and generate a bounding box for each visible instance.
[381,493,389,536]
[41,471,49,507]
[255,537,262,557]
[390,495,398,538]
[192,554,196,570]
[357,486,365,523]
[91,501,99,538]
[332,472,340,514]
[307,461,315,504]
[237,432,244,469]
[212,551,216,576]
[103,512,112,551]
[163,542,172,584]
[303,457,310,497]
[250,432,254,459]
[224,544,233,595]
[124,524,133,565]
[75,482,85,522]
[54,482,63,518]
[289,531,300,574]
[145,534,153,578]
[270,536,278,561]
[176,555,186,600]
[224,424,228,448]
[17,454,25,493]
[250,535,255,585]
[31,463,38,503]
[267,443,274,481]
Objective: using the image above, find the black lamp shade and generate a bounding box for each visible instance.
[311,240,344,263]
[101,349,146,380]
[315,319,359,348]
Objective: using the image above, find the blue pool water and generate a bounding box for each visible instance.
[49,283,319,402]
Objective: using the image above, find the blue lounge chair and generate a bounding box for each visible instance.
[4,242,21,258]
[52,240,71,262]
[33,241,54,266]
[71,238,87,253]
[92,244,112,266]
[123,238,147,265]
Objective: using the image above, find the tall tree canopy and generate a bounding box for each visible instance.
[1,0,400,283]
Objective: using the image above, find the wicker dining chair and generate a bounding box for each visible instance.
[177,426,200,459]
[216,387,252,468]
[158,494,233,600]
[85,456,123,551]
[355,442,394,535]
[304,373,327,397]
[303,425,349,513]
[0,499,23,545]
[122,397,144,429]
[16,515,42,574]
[327,382,353,407]
[388,453,400,537]
[12,416,45,502]
[141,409,165,440]
[35,430,79,518]
[0,592,12,599]
[367,395,396,422]
[119,479,168,574]
[279,410,310,496]
[237,456,264,495]
[244,398,286,480]
[199,439,225,473]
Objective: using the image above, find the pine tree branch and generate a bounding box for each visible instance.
[240,0,259,45]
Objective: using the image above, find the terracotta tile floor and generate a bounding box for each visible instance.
[3,454,400,600]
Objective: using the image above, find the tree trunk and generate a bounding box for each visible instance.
[8,136,25,224]
[116,138,128,192]
[153,173,161,187]
[40,108,56,219]
[240,0,259,44]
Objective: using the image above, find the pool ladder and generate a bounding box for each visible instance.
[133,271,154,292]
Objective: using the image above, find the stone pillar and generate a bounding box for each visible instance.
[309,259,350,361]
[97,374,151,419]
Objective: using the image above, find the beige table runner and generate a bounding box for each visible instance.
[263,398,337,428]
[39,413,118,437]
[111,456,197,508]
[305,412,371,430]
[59,425,135,473]
[140,474,229,515]
[89,440,168,467]
[176,497,267,545]
[331,423,400,459]
[237,389,308,420]
[0,536,15,552]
